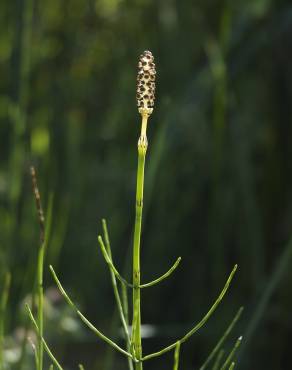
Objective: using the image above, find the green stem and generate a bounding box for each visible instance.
[173,341,181,370]
[220,336,242,370]
[140,257,181,288]
[101,220,133,370]
[98,236,132,287]
[212,350,225,370]
[37,244,45,370]
[26,305,64,370]
[99,234,180,290]
[132,114,148,370]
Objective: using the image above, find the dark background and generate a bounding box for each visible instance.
[1,0,292,369]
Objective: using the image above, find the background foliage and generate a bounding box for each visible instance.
[0,0,292,369]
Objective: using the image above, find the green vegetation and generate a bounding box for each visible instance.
[0,0,292,369]
[25,51,239,370]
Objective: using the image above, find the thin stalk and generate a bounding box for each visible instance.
[140,257,181,288]
[98,236,132,287]
[121,284,129,326]
[31,167,46,370]
[101,220,133,370]
[97,235,181,289]
[132,113,148,370]
[199,306,243,370]
[212,350,225,370]
[37,244,45,370]
[99,235,180,289]
[0,272,11,370]
[26,305,64,370]
[19,193,53,370]
[220,336,242,370]
[78,365,85,370]
[173,341,181,370]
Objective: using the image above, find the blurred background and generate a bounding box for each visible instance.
[0,0,292,369]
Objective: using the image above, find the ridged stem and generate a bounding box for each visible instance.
[132,113,148,370]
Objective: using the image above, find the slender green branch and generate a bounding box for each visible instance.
[220,336,242,370]
[228,363,235,370]
[99,233,180,290]
[140,257,181,288]
[199,306,243,370]
[26,305,64,370]
[98,236,133,288]
[101,219,133,370]
[173,341,181,370]
[142,265,238,361]
[49,266,136,361]
[78,365,85,370]
[0,272,11,370]
[212,350,225,370]
[121,284,130,326]
[49,365,54,370]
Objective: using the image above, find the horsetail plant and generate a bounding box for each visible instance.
[27,51,241,369]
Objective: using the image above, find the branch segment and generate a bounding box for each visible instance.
[99,235,180,290]
[140,257,181,289]
[142,265,238,362]
[101,219,134,370]
[49,266,136,361]
[26,305,64,370]
[98,235,133,287]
